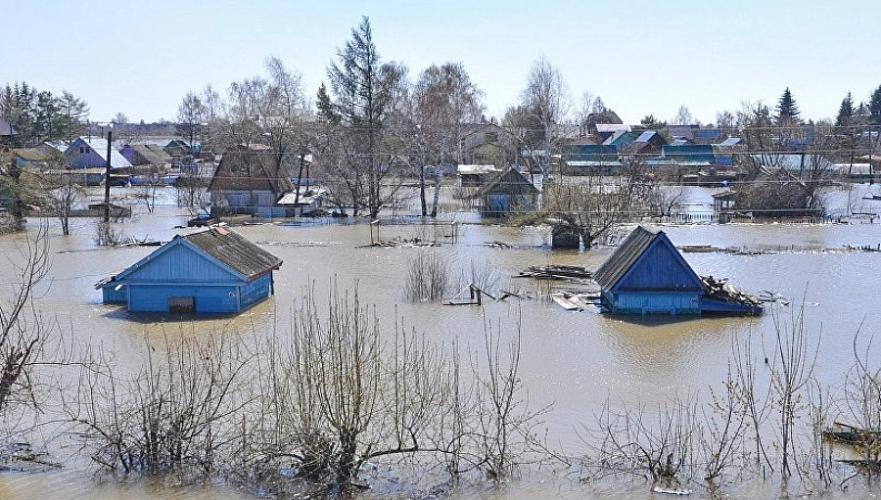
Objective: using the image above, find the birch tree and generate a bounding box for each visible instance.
[520,57,569,181]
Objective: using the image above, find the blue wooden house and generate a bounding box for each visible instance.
[594,226,761,316]
[479,167,539,217]
[96,227,282,314]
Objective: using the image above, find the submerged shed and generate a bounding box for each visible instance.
[479,167,539,217]
[594,226,761,316]
[96,227,282,314]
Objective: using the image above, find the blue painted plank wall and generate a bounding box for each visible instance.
[128,284,239,313]
[617,242,701,291]
[124,244,241,284]
[240,274,272,309]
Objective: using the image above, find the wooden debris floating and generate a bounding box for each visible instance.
[515,265,592,281]
[701,275,762,310]
[550,291,593,311]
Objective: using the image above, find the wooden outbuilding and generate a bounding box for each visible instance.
[96,227,281,314]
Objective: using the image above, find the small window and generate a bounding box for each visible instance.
[80,146,85,154]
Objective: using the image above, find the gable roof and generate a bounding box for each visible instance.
[478,167,539,196]
[182,227,282,278]
[594,226,703,292]
[126,144,172,165]
[69,137,133,168]
[106,227,282,286]
[208,144,294,195]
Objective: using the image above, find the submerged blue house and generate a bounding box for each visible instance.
[97,227,282,314]
[594,226,761,316]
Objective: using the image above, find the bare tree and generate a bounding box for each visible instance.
[528,176,632,249]
[67,333,251,477]
[411,63,484,216]
[673,105,694,125]
[176,91,205,147]
[0,222,52,415]
[520,57,569,181]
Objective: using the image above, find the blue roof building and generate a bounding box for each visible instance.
[594,226,762,316]
[97,227,282,314]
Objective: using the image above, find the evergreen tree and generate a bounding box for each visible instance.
[327,16,403,218]
[639,114,666,130]
[869,84,881,125]
[835,92,854,127]
[775,87,801,124]
[316,82,339,125]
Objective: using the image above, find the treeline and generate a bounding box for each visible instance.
[0,83,89,145]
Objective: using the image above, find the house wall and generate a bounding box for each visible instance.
[482,193,535,217]
[123,243,241,283]
[102,285,127,304]
[239,273,272,309]
[616,242,702,291]
[605,290,701,315]
[66,140,105,168]
[211,189,279,216]
[128,284,239,313]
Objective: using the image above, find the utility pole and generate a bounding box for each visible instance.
[104,131,112,223]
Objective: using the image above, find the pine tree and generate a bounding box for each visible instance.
[836,92,854,127]
[869,84,881,125]
[316,82,338,125]
[775,87,801,124]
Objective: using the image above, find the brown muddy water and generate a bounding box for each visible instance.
[1,187,881,498]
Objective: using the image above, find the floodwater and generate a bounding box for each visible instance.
[1,186,881,498]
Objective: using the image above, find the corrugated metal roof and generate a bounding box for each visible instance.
[593,226,661,290]
[183,227,282,279]
[716,137,741,147]
[635,131,657,143]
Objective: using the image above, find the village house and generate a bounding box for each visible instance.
[65,137,132,170]
[459,122,518,166]
[594,226,762,315]
[96,226,282,314]
[479,167,539,217]
[457,164,501,186]
[207,143,296,217]
[11,144,63,170]
[119,143,172,167]
[163,139,191,157]
[712,189,737,222]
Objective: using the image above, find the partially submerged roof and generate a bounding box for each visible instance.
[100,227,282,288]
[478,167,539,196]
[182,227,282,279]
[594,226,702,292]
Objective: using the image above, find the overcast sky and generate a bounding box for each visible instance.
[3,0,879,124]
